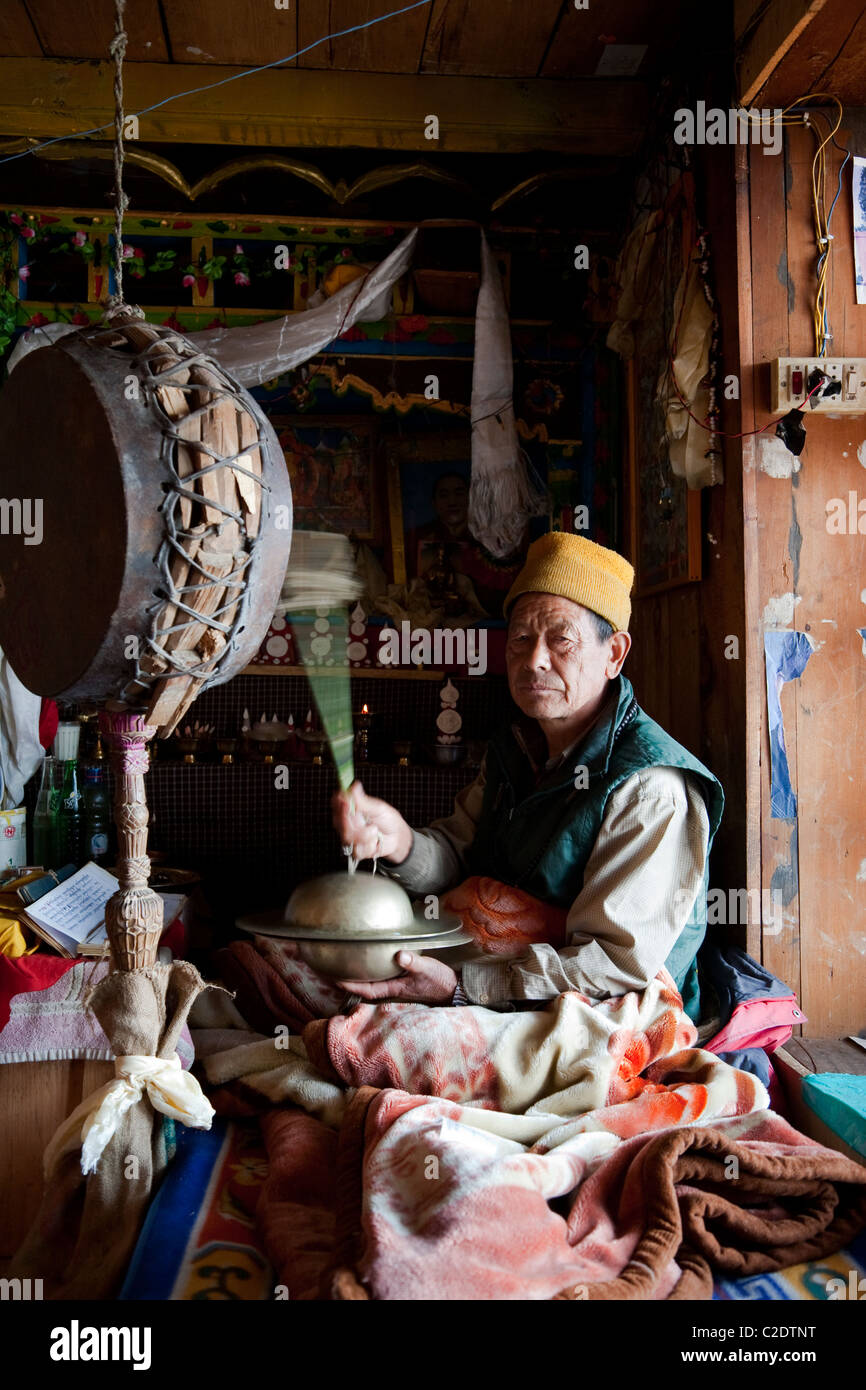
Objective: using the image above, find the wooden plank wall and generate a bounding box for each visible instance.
[0,1059,114,1265]
[627,143,747,903]
[739,120,866,1035]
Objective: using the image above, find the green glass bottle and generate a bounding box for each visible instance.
[58,759,85,868]
[32,755,61,869]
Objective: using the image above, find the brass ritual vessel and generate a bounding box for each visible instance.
[237,871,470,981]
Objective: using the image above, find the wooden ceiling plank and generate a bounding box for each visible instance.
[419,0,564,77]
[161,0,297,67]
[420,0,451,74]
[0,0,43,58]
[737,0,828,105]
[758,1,866,105]
[734,0,763,39]
[815,6,866,98]
[750,0,866,105]
[24,0,168,63]
[0,57,649,156]
[541,0,684,79]
[297,0,430,74]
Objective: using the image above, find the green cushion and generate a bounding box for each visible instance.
[802,1073,866,1158]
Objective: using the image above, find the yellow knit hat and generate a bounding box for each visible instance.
[503,532,634,632]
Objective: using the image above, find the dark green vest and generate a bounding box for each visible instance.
[467,674,724,1021]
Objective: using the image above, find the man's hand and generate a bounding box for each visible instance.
[338,951,457,1004]
[331,780,413,864]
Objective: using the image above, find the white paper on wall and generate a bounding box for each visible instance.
[853,157,866,305]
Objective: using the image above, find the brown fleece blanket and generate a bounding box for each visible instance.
[254,1086,866,1301]
[309,1090,866,1301]
[214,936,866,1299]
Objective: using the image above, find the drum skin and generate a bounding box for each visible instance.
[0,333,292,699]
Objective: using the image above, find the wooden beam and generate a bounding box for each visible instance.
[736,0,827,106]
[0,58,649,155]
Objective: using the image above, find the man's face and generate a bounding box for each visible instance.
[433,476,469,530]
[506,594,620,726]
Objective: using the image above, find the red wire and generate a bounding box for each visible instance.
[666,249,824,440]
[666,351,824,441]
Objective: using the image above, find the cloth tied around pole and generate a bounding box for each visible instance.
[9,959,223,1299]
[44,1050,215,1178]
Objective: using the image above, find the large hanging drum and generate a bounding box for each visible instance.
[0,308,292,736]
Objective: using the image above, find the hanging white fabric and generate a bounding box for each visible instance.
[468,232,544,558]
[0,648,44,809]
[605,209,662,361]
[189,228,417,386]
[658,255,721,489]
[7,228,418,387]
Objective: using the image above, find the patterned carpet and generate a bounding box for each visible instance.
[119,1118,866,1302]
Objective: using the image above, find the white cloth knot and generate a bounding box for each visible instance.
[43,1051,214,1178]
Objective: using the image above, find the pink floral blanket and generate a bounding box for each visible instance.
[322,1089,866,1301]
[204,945,866,1300]
[302,970,765,1129]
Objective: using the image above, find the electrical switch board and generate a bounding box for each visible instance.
[771,358,866,413]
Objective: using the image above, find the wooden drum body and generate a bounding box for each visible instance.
[0,312,294,970]
[0,317,292,724]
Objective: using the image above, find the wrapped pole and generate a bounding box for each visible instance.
[99,705,163,971]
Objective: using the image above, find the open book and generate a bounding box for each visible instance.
[20,861,119,957]
[20,861,187,959]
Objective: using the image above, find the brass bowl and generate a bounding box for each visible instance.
[236,871,469,981]
[296,926,470,982]
[284,872,418,937]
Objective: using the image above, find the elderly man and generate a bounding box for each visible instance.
[332,532,722,1022]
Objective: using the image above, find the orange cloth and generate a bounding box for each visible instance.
[442,876,567,957]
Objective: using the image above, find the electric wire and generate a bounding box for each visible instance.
[0,0,434,168]
[740,93,849,357]
[667,95,852,441]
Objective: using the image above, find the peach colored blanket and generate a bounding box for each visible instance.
[204,880,866,1299]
